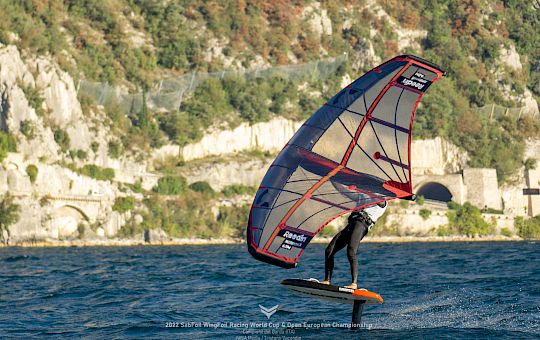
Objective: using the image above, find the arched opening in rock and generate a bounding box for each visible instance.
[416,182,453,202]
[50,205,89,238]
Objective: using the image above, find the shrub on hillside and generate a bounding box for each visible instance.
[447,202,494,236]
[54,129,70,152]
[514,216,540,239]
[216,204,250,238]
[26,164,38,183]
[19,120,36,139]
[188,181,215,196]
[0,132,17,162]
[78,164,115,181]
[112,196,136,213]
[419,208,431,220]
[153,176,187,195]
[221,184,257,197]
[20,83,46,116]
[108,141,123,159]
[500,227,513,237]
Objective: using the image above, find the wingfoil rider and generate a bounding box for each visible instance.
[321,195,415,289]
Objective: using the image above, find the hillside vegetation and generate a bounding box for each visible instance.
[0,1,539,239]
[1,1,538,181]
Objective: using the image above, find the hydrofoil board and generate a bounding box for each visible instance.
[281,278,383,305]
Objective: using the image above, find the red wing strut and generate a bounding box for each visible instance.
[247,55,446,268]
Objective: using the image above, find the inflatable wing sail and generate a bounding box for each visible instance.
[247,55,445,268]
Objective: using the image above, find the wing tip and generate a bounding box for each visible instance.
[394,54,447,76]
[247,242,298,269]
[246,218,298,269]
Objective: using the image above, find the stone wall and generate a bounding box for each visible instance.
[463,168,502,210]
[385,207,449,236]
[525,169,540,217]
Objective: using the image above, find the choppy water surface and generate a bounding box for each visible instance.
[0,242,539,339]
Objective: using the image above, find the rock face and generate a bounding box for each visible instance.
[412,137,468,175]
[0,44,59,162]
[499,44,523,71]
[519,89,540,116]
[0,43,102,162]
[180,118,303,161]
[0,153,127,243]
[302,2,333,37]
[181,159,272,191]
[350,38,381,71]
[365,0,426,52]
[181,118,468,173]
[496,44,539,116]
[0,43,155,181]
[525,139,540,168]
[0,44,147,243]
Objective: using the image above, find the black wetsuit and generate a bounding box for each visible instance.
[324,212,371,284]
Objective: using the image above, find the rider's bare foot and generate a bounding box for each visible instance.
[320,280,331,285]
[344,283,357,289]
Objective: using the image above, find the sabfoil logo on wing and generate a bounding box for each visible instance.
[259,304,280,319]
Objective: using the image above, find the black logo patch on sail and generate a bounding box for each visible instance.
[278,229,312,250]
[397,71,432,92]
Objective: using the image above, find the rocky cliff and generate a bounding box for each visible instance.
[1,37,534,243]
[0,43,153,243]
[0,0,539,245]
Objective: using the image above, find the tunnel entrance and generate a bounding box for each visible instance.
[416,182,453,202]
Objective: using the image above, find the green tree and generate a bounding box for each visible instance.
[157,111,203,146]
[419,208,431,220]
[0,132,16,162]
[447,202,494,236]
[108,141,123,159]
[514,216,540,239]
[112,196,136,213]
[78,164,115,181]
[54,129,70,152]
[19,120,36,139]
[91,141,100,153]
[26,164,38,183]
[20,83,45,116]
[0,194,20,244]
[524,158,537,170]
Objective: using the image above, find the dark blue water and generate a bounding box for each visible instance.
[1,242,539,339]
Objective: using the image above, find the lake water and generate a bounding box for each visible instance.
[1,242,539,339]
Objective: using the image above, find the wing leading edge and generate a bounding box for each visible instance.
[247,55,446,268]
